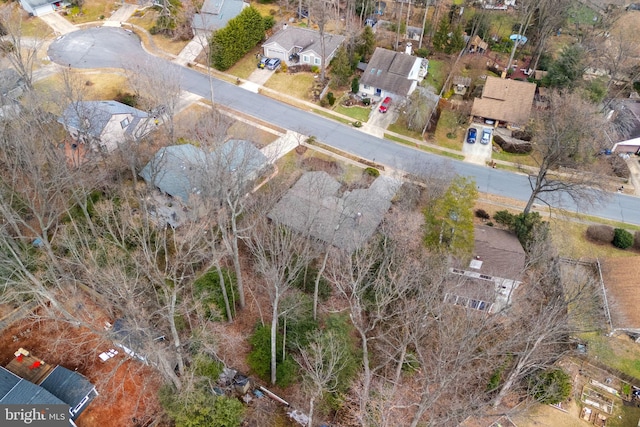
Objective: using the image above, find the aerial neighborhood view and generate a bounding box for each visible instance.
[2,0,640,425]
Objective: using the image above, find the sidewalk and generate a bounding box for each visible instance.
[173,34,208,66]
[104,3,139,26]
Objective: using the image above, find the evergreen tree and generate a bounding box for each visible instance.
[330,46,352,88]
[423,176,477,255]
[432,17,450,53]
[543,45,585,90]
[357,26,376,61]
[447,25,465,54]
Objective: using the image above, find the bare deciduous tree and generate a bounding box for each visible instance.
[524,90,612,214]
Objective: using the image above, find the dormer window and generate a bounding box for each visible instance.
[121,118,130,128]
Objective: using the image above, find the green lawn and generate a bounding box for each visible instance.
[433,109,464,151]
[264,72,315,100]
[385,134,464,160]
[334,105,371,122]
[579,332,640,380]
[568,3,598,26]
[424,60,446,92]
[388,118,424,140]
[491,149,536,167]
[608,402,640,427]
[489,12,518,39]
[65,0,115,24]
[227,47,263,79]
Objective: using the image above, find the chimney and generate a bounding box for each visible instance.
[405,42,412,55]
[283,23,288,30]
[500,69,507,79]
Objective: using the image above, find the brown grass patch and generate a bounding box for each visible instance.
[600,256,640,330]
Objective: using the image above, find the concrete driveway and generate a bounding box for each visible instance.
[39,13,77,35]
[462,125,493,164]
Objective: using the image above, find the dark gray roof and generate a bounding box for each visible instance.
[360,48,419,96]
[139,144,206,203]
[0,367,67,406]
[139,140,267,205]
[268,171,401,252]
[58,100,148,139]
[40,366,96,417]
[192,0,247,32]
[263,26,345,58]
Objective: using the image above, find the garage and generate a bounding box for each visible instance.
[264,48,286,61]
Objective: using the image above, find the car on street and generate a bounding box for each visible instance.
[379,97,392,113]
[481,128,492,145]
[266,58,281,70]
[467,128,477,144]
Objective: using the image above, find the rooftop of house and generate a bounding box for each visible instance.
[471,76,537,126]
[263,26,345,56]
[139,140,267,205]
[268,171,401,252]
[59,100,149,139]
[39,366,96,414]
[446,226,525,313]
[0,366,66,406]
[360,47,421,96]
[192,0,248,32]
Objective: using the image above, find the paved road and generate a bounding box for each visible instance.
[48,27,640,225]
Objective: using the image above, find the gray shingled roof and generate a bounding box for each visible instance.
[0,366,67,406]
[59,100,148,139]
[192,0,247,32]
[268,171,401,252]
[472,225,525,280]
[140,140,267,204]
[360,48,418,96]
[40,366,96,417]
[263,26,345,58]
[0,69,24,97]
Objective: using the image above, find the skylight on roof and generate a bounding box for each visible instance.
[370,68,376,74]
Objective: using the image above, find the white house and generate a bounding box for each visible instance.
[262,25,345,67]
[359,47,427,99]
[59,100,155,153]
[19,0,65,16]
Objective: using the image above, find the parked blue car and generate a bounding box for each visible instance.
[467,128,477,144]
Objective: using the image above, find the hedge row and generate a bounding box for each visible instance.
[210,7,270,71]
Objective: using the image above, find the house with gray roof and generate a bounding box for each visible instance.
[268,171,401,252]
[59,101,154,153]
[612,100,640,155]
[359,47,428,99]
[140,140,268,209]
[18,0,63,16]
[262,26,345,67]
[192,0,249,33]
[2,350,98,425]
[444,225,525,314]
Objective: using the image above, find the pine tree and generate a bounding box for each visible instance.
[432,17,451,53]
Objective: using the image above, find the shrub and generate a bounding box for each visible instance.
[263,15,275,30]
[487,221,494,226]
[613,228,634,249]
[493,134,532,153]
[364,167,380,177]
[247,325,297,387]
[475,209,490,220]
[351,77,359,93]
[311,65,320,73]
[493,210,515,227]
[362,97,371,106]
[327,92,336,106]
[194,267,239,321]
[585,225,614,244]
[115,91,138,107]
[415,47,429,58]
[528,368,572,404]
[292,266,332,302]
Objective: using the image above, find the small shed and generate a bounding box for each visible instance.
[452,76,472,95]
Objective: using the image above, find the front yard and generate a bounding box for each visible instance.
[264,71,317,101]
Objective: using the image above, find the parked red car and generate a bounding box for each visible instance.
[379,97,392,113]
